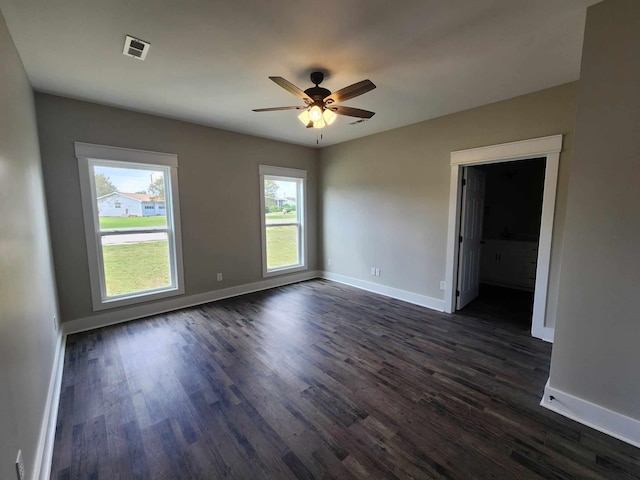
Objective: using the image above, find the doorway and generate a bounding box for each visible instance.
[444,135,562,342]
[456,159,545,331]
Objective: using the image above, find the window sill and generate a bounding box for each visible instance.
[92,285,185,312]
[263,264,307,278]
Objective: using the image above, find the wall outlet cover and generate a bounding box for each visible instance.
[16,450,25,480]
[440,281,446,290]
[216,273,223,281]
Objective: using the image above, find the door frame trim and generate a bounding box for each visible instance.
[444,135,563,342]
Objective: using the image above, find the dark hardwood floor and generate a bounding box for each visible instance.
[51,279,640,479]
[459,284,534,330]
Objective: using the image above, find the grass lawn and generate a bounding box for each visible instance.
[100,222,297,294]
[100,216,167,229]
[102,240,170,296]
[266,225,298,269]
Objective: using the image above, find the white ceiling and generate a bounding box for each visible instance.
[0,0,599,147]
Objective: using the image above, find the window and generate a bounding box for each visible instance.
[76,143,184,310]
[259,165,307,276]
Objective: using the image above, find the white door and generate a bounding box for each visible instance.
[457,167,486,309]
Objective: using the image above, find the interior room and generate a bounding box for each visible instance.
[459,158,546,329]
[1,0,639,478]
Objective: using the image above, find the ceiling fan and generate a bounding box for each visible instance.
[253,72,376,129]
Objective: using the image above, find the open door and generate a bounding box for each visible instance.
[456,167,486,309]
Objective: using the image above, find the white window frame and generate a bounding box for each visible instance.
[259,165,307,277]
[76,142,185,311]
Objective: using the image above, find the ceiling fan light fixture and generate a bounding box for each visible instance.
[297,110,311,126]
[313,117,326,129]
[323,108,337,125]
[309,105,323,122]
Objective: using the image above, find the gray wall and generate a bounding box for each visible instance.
[0,11,60,480]
[550,0,640,420]
[320,82,577,328]
[35,94,319,324]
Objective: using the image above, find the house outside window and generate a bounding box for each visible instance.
[76,143,184,310]
[259,165,306,277]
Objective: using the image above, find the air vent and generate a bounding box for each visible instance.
[123,35,150,60]
[349,119,368,125]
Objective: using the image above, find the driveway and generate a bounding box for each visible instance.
[102,232,167,245]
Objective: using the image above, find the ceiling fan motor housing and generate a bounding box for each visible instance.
[305,72,331,103]
[305,86,331,102]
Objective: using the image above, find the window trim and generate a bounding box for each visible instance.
[76,142,185,311]
[259,165,307,277]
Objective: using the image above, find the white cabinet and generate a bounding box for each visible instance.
[480,240,538,291]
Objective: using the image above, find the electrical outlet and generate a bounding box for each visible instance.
[16,450,25,480]
[440,281,446,290]
[327,258,332,266]
[375,268,381,277]
[370,267,376,276]
[216,273,223,282]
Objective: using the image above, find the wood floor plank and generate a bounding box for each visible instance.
[50,279,640,479]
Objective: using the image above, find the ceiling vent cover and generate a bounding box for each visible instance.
[123,35,150,60]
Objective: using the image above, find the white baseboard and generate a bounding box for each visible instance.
[320,271,446,312]
[63,270,320,335]
[541,379,640,448]
[531,324,554,343]
[63,270,447,336]
[33,331,66,480]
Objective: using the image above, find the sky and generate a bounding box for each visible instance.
[94,165,163,193]
[271,179,297,200]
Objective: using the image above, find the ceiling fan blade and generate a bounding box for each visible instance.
[324,79,376,104]
[269,77,312,103]
[332,105,376,119]
[252,106,307,112]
